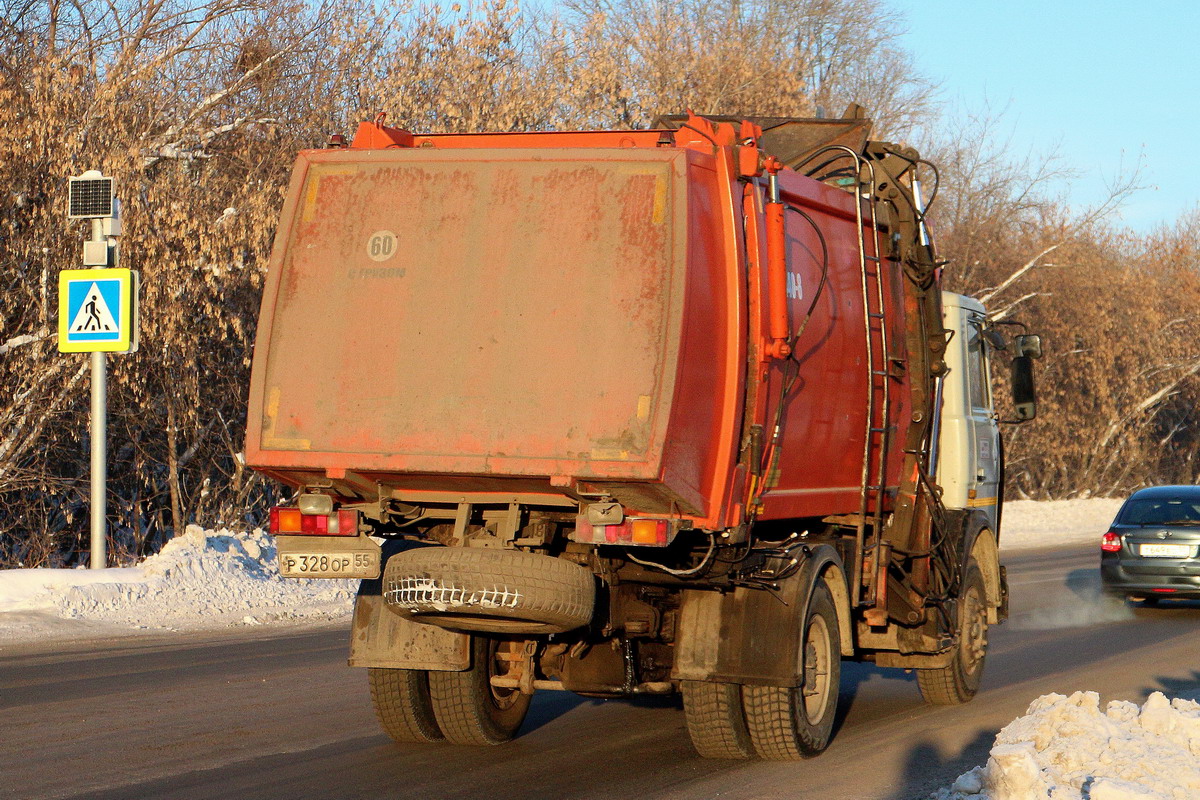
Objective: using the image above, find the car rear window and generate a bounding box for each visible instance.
[1117,498,1200,525]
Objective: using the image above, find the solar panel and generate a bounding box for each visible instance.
[68,176,114,219]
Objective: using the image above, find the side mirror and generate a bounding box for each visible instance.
[1011,355,1036,421]
[1015,334,1042,359]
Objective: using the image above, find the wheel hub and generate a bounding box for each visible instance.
[801,616,831,720]
[961,589,987,669]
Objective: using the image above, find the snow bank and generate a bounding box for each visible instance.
[1000,498,1124,551]
[0,525,356,641]
[931,691,1200,800]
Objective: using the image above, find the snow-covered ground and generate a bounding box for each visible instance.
[999,497,1123,552]
[0,525,357,642]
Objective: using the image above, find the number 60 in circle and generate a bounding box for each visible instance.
[367,231,398,262]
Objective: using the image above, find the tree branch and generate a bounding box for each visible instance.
[0,328,53,356]
[977,244,1058,306]
[989,291,1043,321]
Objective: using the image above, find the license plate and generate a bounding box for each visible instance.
[1139,544,1192,558]
[279,550,380,578]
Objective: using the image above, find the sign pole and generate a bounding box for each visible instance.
[64,171,132,569]
[89,219,107,569]
[90,351,106,567]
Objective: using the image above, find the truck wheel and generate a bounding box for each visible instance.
[682,681,754,759]
[385,546,594,634]
[368,667,444,743]
[743,581,841,759]
[918,561,988,705]
[428,635,531,745]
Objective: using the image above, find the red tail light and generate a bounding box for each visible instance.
[1101,532,1121,552]
[571,515,674,546]
[269,506,358,536]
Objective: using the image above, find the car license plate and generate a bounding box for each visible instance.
[1139,544,1191,558]
[279,550,380,578]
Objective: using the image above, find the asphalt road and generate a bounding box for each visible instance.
[3,543,1198,800]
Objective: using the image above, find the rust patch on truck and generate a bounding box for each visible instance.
[261,387,310,451]
[256,151,683,477]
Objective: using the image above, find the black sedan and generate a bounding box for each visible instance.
[1101,485,1200,603]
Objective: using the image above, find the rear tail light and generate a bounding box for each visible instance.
[269,506,359,536]
[1151,588,1177,593]
[1101,532,1122,552]
[572,515,674,546]
[631,518,667,545]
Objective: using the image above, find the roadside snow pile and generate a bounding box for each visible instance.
[931,691,1200,800]
[1000,498,1124,551]
[0,526,356,639]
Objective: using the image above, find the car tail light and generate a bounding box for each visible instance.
[1101,532,1121,552]
[269,506,358,536]
[1151,588,1177,593]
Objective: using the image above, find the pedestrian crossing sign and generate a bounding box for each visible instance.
[58,268,138,353]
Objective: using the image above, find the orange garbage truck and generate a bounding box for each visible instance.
[245,106,1041,758]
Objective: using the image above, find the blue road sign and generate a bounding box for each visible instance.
[59,268,136,353]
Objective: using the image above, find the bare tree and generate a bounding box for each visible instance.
[554,0,935,133]
[1,0,1194,566]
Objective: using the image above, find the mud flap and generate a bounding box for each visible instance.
[348,542,470,671]
[672,545,842,687]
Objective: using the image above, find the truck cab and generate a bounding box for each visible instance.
[938,292,1002,534]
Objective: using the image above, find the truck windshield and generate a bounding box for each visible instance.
[1117,498,1200,526]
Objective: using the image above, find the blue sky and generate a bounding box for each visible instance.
[889,0,1200,232]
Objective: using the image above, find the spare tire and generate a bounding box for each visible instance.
[383,546,595,634]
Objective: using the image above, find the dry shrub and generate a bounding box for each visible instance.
[1,0,933,565]
[925,111,1200,499]
[553,0,933,134]
[1007,223,1200,499]
[8,0,1187,565]
[0,0,321,564]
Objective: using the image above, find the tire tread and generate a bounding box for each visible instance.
[427,637,530,746]
[742,583,840,760]
[743,685,806,759]
[682,681,754,759]
[386,547,594,633]
[368,667,444,743]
